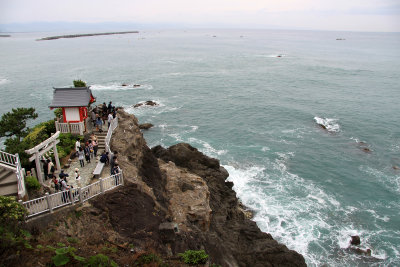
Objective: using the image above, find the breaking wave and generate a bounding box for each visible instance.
[0,78,10,85]
[90,83,153,91]
[314,116,340,132]
[223,152,398,266]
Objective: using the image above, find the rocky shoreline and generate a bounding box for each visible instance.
[37,31,138,41]
[106,110,305,266]
[21,109,305,266]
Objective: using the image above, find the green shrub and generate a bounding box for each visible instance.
[85,253,118,267]
[67,237,79,244]
[57,133,83,159]
[0,196,27,223]
[0,196,29,253]
[73,80,87,87]
[25,176,41,191]
[179,250,209,265]
[137,253,160,264]
[49,245,85,266]
[23,119,56,146]
[54,108,63,119]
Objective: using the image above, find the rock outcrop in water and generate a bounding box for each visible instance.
[18,110,305,266]
[139,123,154,130]
[108,110,306,266]
[133,100,158,108]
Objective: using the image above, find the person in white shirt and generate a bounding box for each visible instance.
[108,113,113,129]
[60,177,69,203]
[75,139,81,157]
[74,168,81,187]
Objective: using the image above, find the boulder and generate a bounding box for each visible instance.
[362,148,371,153]
[139,123,154,130]
[160,160,212,232]
[351,235,361,246]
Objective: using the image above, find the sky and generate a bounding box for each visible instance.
[0,0,399,32]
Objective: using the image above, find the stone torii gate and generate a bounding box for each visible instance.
[25,131,61,183]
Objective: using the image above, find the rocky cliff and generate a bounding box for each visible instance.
[102,110,306,266]
[15,110,306,267]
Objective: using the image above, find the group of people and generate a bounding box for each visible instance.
[51,169,69,192]
[44,100,122,194]
[91,102,117,132]
[75,133,99,168]
[99,151,120,175]
[51,169,82,203]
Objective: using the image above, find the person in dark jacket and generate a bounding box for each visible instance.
[100,151,109,165]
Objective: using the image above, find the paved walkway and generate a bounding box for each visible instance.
[45,123,111,192]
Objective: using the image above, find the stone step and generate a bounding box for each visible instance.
[0,182,18,196]
[92,132,107,136]
[0,166,18,196]
[0,168,14,181]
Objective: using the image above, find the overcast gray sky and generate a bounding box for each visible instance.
[1,0,399,32]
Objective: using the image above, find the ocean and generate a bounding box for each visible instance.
[1,29,399,266]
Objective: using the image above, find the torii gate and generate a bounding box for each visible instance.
[25,131,61,183]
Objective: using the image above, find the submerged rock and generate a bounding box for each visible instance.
[356,141,372,153]
[133,100,158,108]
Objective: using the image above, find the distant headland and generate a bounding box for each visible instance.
[37,31,139,41]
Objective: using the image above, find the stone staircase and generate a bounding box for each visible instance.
[0,165,18,197]
[93,131,107,153]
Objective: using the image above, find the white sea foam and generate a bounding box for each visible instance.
[255,54,286,58]
[261,146,270,152]
[314,116,340,132]
[124,100,183,117]
[223,160,373,266]
[360,165,400,194]
[0,78,10,85]
[366,209,390,222]
[187,137,227,157]
[90,83,153,91]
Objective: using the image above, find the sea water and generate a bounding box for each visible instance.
[1,29,399,266]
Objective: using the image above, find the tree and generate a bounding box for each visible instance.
[73,80,86,87]
[0,108,38,143]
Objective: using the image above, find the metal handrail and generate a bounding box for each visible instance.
[22,171,124,218]
[105,116,118,153]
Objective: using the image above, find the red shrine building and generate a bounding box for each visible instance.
[49,87,96,134]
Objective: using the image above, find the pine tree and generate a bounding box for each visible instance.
[0,107,38,143]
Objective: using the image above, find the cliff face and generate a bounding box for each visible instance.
[3,109,305,267]
[106,110,306,266]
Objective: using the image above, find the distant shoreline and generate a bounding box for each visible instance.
[0,34,11,37]
[37,31,139,41]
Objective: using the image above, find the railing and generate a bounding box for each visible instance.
[21,172,124,218]
[0,151,26,199]
[105,116,118,153]
[14,154,26,199]
[55,121,85,135]
[0,150,17,167]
